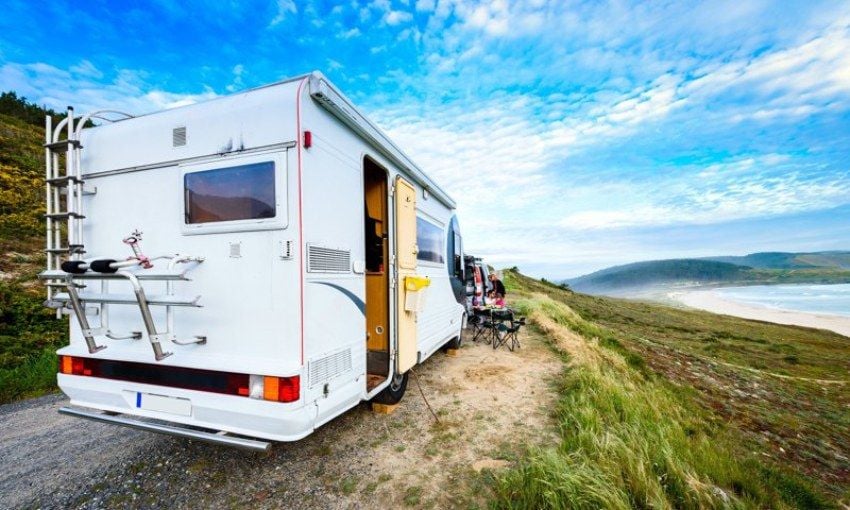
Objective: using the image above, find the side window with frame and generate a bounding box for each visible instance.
[446,215,463,278]
[416,216,444,264]
[184,161,276,224]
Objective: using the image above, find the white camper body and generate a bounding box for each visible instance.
[41,72,467,450]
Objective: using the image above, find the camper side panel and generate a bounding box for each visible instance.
[299,98,368,417]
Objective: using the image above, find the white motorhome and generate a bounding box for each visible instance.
[39,71,468,451]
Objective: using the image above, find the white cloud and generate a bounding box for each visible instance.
[415,0,435,12]
[0,61,218,114]
[384,10,413,26]
[269,0,297,26]
[339,27,361,39]
[68,60,103,79]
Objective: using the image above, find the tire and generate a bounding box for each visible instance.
[372,371,408,405]
[444,313,467,350]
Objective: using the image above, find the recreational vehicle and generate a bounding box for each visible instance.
[38,71,467,451]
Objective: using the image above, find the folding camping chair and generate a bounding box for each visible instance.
[492,312,525,352]
[470,308,495,344]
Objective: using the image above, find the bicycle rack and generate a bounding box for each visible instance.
[41,255,206,361]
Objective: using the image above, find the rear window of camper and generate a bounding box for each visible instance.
[416,217,444,264]
[184,162,276,224]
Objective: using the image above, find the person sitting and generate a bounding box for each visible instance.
[491,292,506,308]
[489,273,506,297]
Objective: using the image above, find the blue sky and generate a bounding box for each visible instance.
[2,0,849,278]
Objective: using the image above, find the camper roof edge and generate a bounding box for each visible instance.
[306,71,457,210]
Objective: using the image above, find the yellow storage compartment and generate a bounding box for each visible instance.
[404,275,430,312]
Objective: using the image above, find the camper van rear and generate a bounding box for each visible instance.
[40,72,466,450]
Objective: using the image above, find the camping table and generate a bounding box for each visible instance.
[472,307,513,344]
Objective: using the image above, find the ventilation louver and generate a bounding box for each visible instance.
[309,348,352,387]
[307,245,351,273]
[172,126,187,147]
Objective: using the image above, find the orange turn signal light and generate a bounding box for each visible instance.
[262,375,300,403]
[59,355,90,376]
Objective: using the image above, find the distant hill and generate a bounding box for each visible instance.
[568,251,850,294]
[704,251,850,270]
[567,259,752,293]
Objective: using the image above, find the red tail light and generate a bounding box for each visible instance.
[59,355,90,375]
[263,375,300,403]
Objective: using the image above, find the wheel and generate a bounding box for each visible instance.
[371,371,408,405]
[444,313,467,350]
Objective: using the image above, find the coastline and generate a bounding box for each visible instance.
[669,288,850,338]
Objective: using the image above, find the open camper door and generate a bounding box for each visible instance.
[395,177,418,372]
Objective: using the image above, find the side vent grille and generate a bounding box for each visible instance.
[307,245,350,273]
[309,349,352,387]
[172,126,187,147]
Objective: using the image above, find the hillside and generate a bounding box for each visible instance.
[706,251,850,270]
[569,252,850,294]
[498,270,849,507]
[0,100,68,403]
[568,258,755,293]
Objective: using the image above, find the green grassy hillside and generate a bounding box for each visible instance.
[493,270,849,508]
[708,251,850,270]
[0,101,68,403]
[568,255,850,293]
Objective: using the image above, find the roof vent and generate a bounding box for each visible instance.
[172,126,187,147]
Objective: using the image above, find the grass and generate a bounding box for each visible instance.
[403,486,423,506]
[0,348,59,403]
[0,266,67,404]
[0,112,69,404]
[489,270,846,508]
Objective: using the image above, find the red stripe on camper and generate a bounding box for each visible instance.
[296,77,307,366]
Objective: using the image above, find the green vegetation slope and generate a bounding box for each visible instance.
[707,251,850,270]
[0,93,68,403]
[568,253,850,294]
[493,270,849,508]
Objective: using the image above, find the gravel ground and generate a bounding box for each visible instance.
[0,328,560,510]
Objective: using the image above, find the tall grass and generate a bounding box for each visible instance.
[0,348,58,403]
[492,290,829,509]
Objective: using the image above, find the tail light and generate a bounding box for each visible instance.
[262,375,300,403]
[59,355,91,375]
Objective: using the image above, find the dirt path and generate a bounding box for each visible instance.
[0,328,560,509]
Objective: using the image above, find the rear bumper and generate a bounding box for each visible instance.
[59,406,272,452]
[58,373,317,442]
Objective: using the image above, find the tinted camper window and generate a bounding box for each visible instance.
[446,215,463,278]
[184,162,275,224]
[416,217,444,264]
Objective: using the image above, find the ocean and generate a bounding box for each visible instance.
[715,284,850,318]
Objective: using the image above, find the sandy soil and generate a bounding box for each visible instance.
[670,289,850,338]
[0,327,561,509]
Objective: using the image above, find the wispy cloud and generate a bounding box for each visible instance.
[269,0,297,27]
[2,0,849,277]
[0,61,217,113]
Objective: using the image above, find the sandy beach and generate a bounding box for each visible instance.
[670,289,850,338]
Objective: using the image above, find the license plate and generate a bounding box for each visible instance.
[136,392,191,416]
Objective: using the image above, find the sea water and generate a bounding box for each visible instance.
[715,284,850,318]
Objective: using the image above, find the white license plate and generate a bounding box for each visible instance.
[136,392,192,416]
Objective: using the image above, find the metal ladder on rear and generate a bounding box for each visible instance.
[43,107,133,310]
